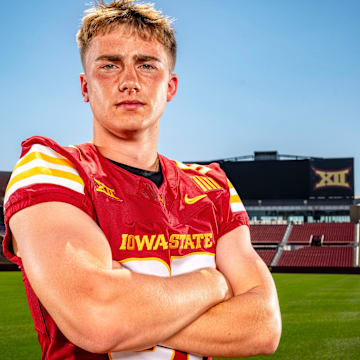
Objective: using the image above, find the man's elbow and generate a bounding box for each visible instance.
[84,329,128,354]
[258,306,282,355]
[227,302,281,358]
[70,311,154,354]
[57,302,131,354]
[260,331,281,356]
[67,321,138,354]
[62,319,126,354]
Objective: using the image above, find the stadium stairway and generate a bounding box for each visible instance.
[271,223,293,266]
[354,223,359,267]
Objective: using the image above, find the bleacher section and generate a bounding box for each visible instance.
[255,249,276,266]
[250,225,287,244]
[277,247,353,268]
[249,222,358,271]
[288,223,354,245]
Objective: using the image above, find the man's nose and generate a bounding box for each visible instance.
[118,66,141,94]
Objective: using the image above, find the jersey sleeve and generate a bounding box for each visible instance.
[218,178,249,238]
[3,141,93,264]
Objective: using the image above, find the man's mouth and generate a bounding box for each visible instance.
[116,100,145,111]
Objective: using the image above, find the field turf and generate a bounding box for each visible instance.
[1,272,359,359]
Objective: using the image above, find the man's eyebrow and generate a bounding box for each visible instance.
[95,54,124,62]
[94,54,162,63]
[134,55,162,63]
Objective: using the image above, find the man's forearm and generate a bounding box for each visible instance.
[163,225,282,358]
[161,287,281,358]
[101,266,231,352]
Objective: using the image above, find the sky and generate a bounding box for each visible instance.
[1,0,359,194]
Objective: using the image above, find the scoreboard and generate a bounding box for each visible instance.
[202,158,354,200]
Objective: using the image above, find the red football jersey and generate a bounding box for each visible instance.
[3,136,249,360]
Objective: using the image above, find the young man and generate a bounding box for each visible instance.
[3,1,281,359]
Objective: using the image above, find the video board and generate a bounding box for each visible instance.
[200,158,354,200]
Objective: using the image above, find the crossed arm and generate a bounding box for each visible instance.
[10,201,281,356]
[162,226,282,357]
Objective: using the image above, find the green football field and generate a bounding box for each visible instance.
[1,272,359,359]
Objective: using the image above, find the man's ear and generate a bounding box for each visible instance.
[166,73,178,102]
[80,73,89,103]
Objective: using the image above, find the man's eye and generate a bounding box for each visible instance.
[140,64,155,70]
[102,64,116,70]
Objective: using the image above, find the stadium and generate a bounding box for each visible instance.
[1,151,359,359]
[195,151,360,274]
[2,0,359,357]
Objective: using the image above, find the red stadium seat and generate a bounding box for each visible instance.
[288,223,354,245]
[250,225,287,244]
[255,249,277,266]
[277,246,353,267]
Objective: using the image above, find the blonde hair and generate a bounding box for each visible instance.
[76,0,176,70]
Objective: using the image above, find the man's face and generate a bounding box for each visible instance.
[80,26,177,137]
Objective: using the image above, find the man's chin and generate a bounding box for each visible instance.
[95,113,157,136]
[110,119,154,136]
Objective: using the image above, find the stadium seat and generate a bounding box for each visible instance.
[250,225,287,244]
[288,223,354,245]
[277,246,353,267]
[255,249,277,266]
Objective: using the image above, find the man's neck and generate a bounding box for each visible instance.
[92,125,159,172]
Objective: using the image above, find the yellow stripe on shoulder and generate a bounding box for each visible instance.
[230,194,242,204]
[14,151,75,172]
[7,166,84,191]
[4,144,85,205]
[227,179,234,189]
[227,178,246,212]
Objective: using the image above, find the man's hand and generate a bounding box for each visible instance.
[220,269,234,301]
